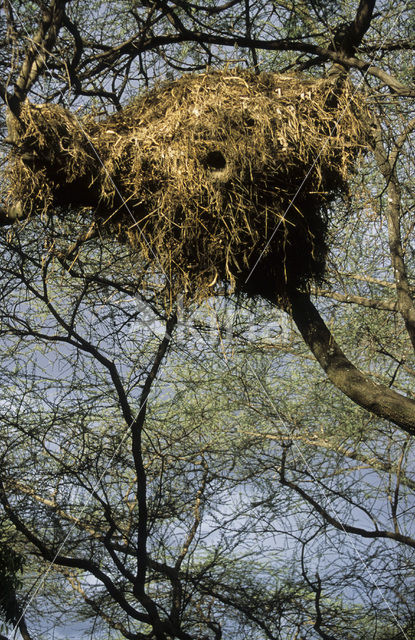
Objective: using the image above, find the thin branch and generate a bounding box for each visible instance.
[314,288,398,312]
[0,479,151,623]
[368,117,415,350]
[79,29,414,95]
[131,314,177,599]
[313,573,338,640]
[279,448,415,548]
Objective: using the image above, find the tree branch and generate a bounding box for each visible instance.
[368,118,415,351]
[0,479,150,623]
[279,447,415,548]
[10,0,68,111]
[288,291,415,434]
[313,573,338,640]
[78,29,414,95]
[131,314,177,601]
[338,0,377,56]
[314,288,398,312]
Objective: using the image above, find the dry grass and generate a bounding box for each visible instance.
[5,69,369,304]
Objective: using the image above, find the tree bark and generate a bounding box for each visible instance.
[288,291,415,434]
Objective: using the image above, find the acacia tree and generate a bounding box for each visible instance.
[0,0,414,429]
[0,1,414,639]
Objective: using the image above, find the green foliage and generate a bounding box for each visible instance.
[0,1,415,639]
[0,539,24,625]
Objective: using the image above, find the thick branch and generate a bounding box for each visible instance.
[337,0,376,56]
[288,292,415,434]
[12,0,68,107]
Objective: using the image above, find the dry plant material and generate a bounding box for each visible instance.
[5,70,369,303]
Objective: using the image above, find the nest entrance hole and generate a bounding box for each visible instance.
[203,150,227,171]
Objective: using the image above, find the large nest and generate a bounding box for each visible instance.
[5,70,369,303]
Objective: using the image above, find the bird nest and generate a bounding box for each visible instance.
[5,69,369,303]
